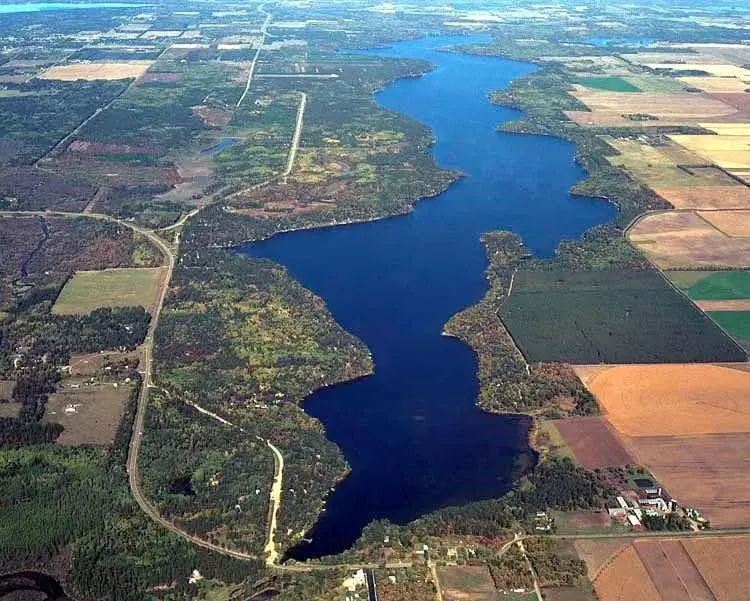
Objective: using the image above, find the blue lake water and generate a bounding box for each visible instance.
[0,2,145,13]
[241,35,616,559]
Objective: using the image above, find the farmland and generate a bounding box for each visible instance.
[39,61,153,81]
[437,565,498,601]
[53,267,166,315]
[592,537,750,601]
[627,210,750,269]
[498,269,745,364]
[584,364,750,437]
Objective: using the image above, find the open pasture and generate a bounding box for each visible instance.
[709,311,750,341]
[39,61,153,81]
[623,75,686,93]
[628,210,750,269]
[53,267,166,315]
[553,417,633,469]
[578,77,640,92]
[626,432,750,528]
[498,269,745,364]
[45,380,134,445]
[584,363,750,437]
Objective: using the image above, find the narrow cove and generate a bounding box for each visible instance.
[241,35,616,559]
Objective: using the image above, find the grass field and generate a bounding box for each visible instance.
[53,267,165,315]
[437,565,499,601]
[580,76,640,92]
[498,269,745,364]
[665,270,717,288]
[685,270,750,299]
[708,311,750,340]
[624,75,686,93]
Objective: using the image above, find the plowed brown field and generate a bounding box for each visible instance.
[554,417,633,469]
[574,539,631,579]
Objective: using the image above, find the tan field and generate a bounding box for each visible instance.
[585,363,750,437]
[594,545,661,601]
[670,133,750,170]
[680,76,750,93]
[571,90,738,120]
[654,185,750,209]
[699,122,750,135]
[628,210,750,269]
[573,539,631,580]
[623,51,725,65]
[683,537,750,601]
[646,63,750,78]
[593,537,750,601]
[697,209,750,236]
[604,138,732,189]
[566,111,688,127]
[39,61,153,81]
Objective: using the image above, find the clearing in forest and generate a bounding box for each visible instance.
[39,61,153,81]
[53,267,166,315]
[45,379,134,445]
[436,566,499,601]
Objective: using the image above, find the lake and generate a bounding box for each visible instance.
[242,35,616,559]
[0,2,146,14]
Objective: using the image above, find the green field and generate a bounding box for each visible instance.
[624,75,686,93]
[666,270,717,289]
[686,271,750,300]
[499,269,746,364]
[580,76,640,92]
[708,311,750,340]
[53,267,164,315]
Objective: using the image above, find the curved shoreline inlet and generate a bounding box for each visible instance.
[242,35,616,559]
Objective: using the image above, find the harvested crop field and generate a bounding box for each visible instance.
[679,76,750,93]
[697,299,750,311]
[573,539,631,580]
[585,364,750,437]
[634,539,716,601]
[683,537,750,601]
[627,433,750,527]
[498,269,745,364]
[553,417,633,469]
[594,545,661,601]
[39,61,153,81]
[654,184,750,209]
[53,267,166,315]
[628,210,750,269]
[45,380,134,445]
[570,90,739,120]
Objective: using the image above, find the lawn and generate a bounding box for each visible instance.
[687,270,750,300]
[708,311,750,340]
[53,267,165,315]
[580,76,640,92]
[499,269,746,364]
